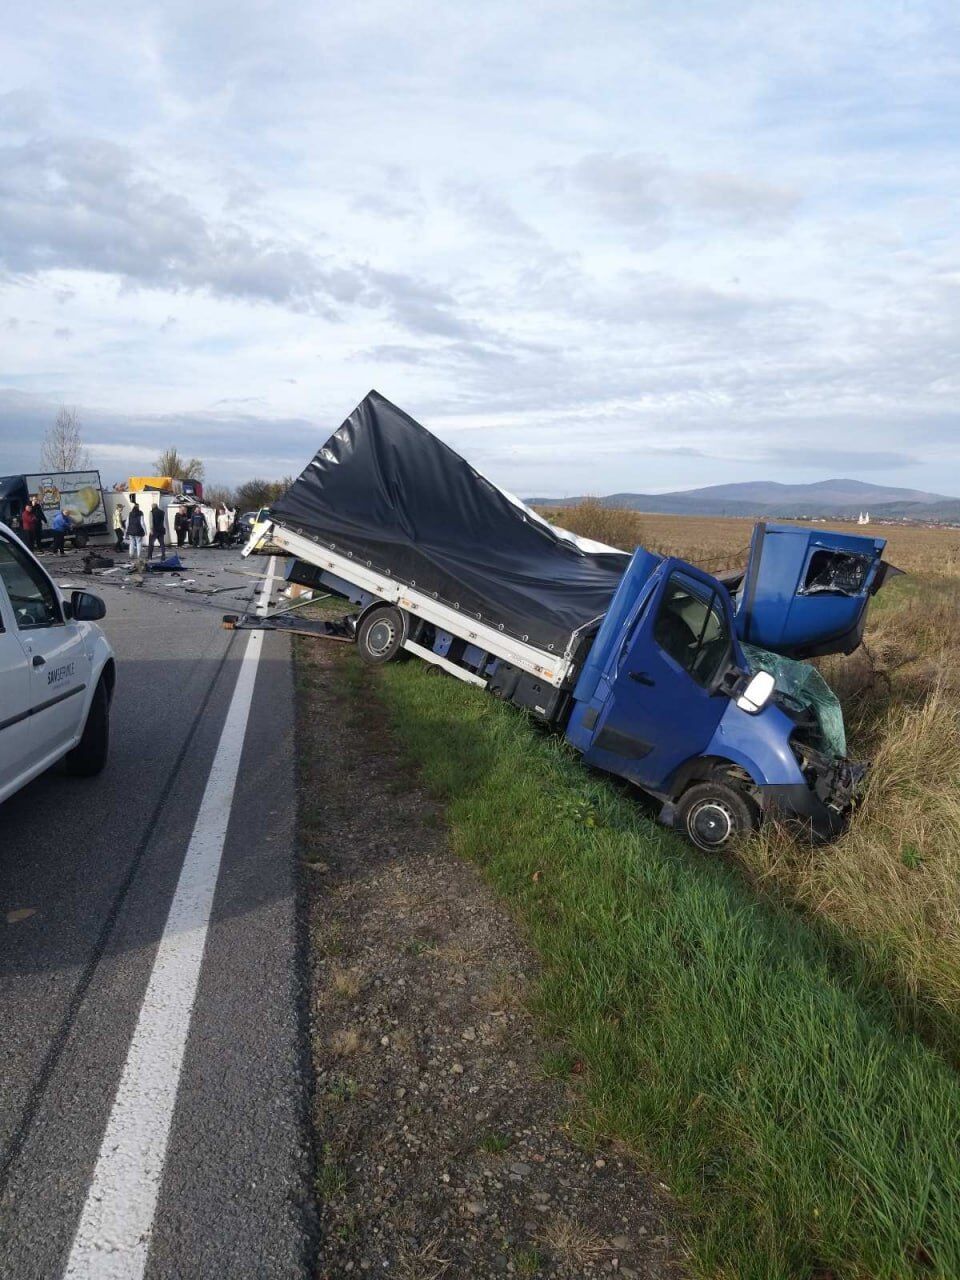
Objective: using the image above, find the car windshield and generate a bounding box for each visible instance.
[0,536,61,629]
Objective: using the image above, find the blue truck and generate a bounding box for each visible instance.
[246,392,898,850]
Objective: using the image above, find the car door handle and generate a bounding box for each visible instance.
[629,670,654,686]
[32,654,46,667]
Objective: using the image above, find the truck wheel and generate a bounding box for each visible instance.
[73,531,88,549]
[65,677,110,777]
[356,606,405,665]
[676,781,758,852]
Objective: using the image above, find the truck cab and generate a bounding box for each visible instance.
[566,525,892,848]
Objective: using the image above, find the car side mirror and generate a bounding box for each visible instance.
[736,670,775,714]
[71,590,107,622]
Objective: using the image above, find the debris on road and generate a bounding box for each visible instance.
[222,611,353,641]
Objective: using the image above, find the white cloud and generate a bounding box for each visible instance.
[0,1,958,495]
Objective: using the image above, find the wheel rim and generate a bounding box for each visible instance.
[688,799,736,849]
[366,618,396,656]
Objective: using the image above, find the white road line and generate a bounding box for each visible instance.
[63,561,277,1280]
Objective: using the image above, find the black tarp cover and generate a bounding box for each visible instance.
[269,391,630,653]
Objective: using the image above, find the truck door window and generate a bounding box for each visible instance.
[0,538,62,630]
[801,550,870,596]
[653,575,728,686]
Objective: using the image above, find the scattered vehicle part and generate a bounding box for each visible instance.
[0,522,115,806]
[222,612,354,642]
[248,391,901,847]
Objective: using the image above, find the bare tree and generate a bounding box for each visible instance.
[155,447,205,482]
[40,407,91,472]
[204,485,236,508]
[234,477,291,511]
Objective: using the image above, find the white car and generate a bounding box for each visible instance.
[0,522,115,804]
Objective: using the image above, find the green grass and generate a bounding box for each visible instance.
[354,656,960,1280]
[477,1131,512,1155]
[316,1143,348,1200]
[513,1245,544,1275]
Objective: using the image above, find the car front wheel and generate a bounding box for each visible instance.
[65,677,110,776]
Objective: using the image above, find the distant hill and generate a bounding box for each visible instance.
[530,478,960,523]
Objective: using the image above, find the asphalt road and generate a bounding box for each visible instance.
[0,544,312,1279]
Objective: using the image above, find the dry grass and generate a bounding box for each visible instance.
[329,966,364,1000]
[395,1235,451,1280]
[548,499,749,572]
[743,685,960,1045]
[329,1027,363,1056]
[543,501,960,1050]
[540,1214,610,1267]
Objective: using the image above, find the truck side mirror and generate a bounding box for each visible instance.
[736,670,775,714]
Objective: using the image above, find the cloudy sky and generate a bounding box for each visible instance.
[1,1,959,495]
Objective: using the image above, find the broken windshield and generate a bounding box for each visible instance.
[741,642,847,758]
[800,550,871,597]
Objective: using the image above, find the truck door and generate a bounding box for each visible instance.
[736,522,891,658]
[0,532,90,770]
[583,564,735,791]
[0,578,34,797]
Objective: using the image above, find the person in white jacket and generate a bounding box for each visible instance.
[215,506,232,549]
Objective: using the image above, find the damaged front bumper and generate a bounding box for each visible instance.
[763,747,866,842]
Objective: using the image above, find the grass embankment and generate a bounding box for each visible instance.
[547,502,960,1057]
[360,656,960,1279]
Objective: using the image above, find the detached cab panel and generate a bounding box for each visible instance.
[735,522,892,659]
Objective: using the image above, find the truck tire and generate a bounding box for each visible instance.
[65,677,110,777]
[73,531,88,549]
[676,780,758,852]
[356,606,405,665]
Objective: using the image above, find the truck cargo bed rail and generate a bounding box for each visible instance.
[245,520,577,688]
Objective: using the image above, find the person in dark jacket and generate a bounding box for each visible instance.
[174,508,190,548]
[190,505,206,548]
[125,497,146,559]
[31,498,48,550]
[147,504,166,560]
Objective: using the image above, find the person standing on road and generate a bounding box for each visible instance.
[113,502,125,551]
[31,498,48,551]
[148,504,166,560]
[190,505,205,548]
[51,508,73,556]
[215,505,231,549]
[126,496,146,559]
[19,500,37,552]
[174,507,190,548]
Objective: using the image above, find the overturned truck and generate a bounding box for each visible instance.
[246,391,898,850]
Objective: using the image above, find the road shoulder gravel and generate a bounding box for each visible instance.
[296,642,680,1279]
